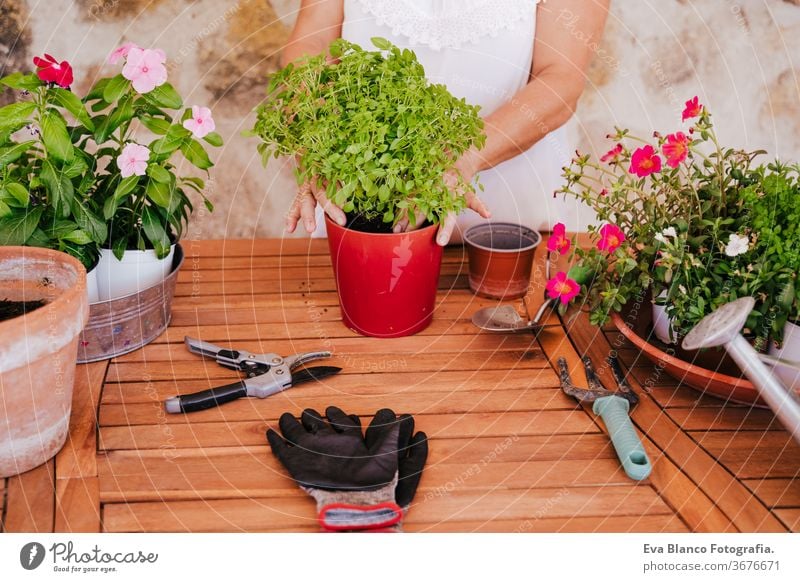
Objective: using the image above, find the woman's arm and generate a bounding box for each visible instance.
[455,0,610,178]
[281,0,344,66]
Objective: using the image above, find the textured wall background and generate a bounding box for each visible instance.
[1,0,799,238]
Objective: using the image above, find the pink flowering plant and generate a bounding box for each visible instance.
[85,43,223,259]
[552,97,797,346]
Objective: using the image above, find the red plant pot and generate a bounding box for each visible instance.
[325,215,444,338]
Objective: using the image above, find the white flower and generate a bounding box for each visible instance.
[725,233,749,257]
[655,226,677,244]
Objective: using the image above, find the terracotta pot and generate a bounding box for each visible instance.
[0,247,89,478]
[610,302,763,406]
[325,215,443,338]
[464,222,541,300]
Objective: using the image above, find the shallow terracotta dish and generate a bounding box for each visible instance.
[610,308,765,407]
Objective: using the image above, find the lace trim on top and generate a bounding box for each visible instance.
[354,0,542,51]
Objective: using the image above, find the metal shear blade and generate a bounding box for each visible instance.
[558,355,638,406]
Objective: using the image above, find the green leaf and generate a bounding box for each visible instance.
[40,110,74,162]
[144,83,183,109]
[4,182,29,206]
[0,206,43,244]
[202,131,223,147]
[0,72,43,91]
[103,175,140,219]
[146,164,172,183]
[146,178,175,208]
[62,229,92,245]
[140,116,172,135]
[94,95,134,143]
[0,140,35,169]
[50,88,95,131]
[84,78,110,101]
[180,138,213,170]
[0,199,11,217]
[141,205,170,257]
[40,158,74,217]
[71,197,106,243]
[371,37,392,50]
[102,74,130,104]
[112,236,127,261]
[0,101,36,130]
[151,123,189,155]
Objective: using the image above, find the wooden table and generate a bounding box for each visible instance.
[1,237,798,532]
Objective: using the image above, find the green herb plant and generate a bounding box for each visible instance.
[251,37,485,231]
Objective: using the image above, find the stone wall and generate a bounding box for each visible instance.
[1,0,799,238]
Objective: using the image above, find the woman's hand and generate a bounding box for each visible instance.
[285,179,347,234]
[393,154,490,246]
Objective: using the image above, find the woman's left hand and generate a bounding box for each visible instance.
[393,157,490,245]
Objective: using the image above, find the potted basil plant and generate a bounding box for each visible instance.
[0,55,106,301]
[251,38,485,337]
[85,43,221,301]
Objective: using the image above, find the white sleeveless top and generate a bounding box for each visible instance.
[313,0,583,240]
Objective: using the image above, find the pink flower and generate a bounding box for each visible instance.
[629,145,662,177]
[117,143,150,178]
[597,224,626,253]
[546,222,571,256]
[599,188,608,197]
[122,47,167,94]
[662,132,689,168]
[33,54,73,88]
[682,96,703,122]
[183,106,216,139]
[108,42,139,65]
[600,143,623,163]
[546,272,581,305]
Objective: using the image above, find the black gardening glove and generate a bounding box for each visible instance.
[267,406,428,531]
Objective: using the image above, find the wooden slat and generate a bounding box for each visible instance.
[55,478,100,532]
[4,460,54,532]
[98,410,599,451]
[410,514,689,533]
[56,362,107,479]
[774,509,800,532]
[691,431,800,480]
[101,369,562,404]
[102,486,672,532]
[742,478,800,508]
[667,407,781,432]
[0,478,6,532]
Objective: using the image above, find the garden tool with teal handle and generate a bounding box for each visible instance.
[558,355,652,481]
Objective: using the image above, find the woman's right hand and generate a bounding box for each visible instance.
[285,179,348,234]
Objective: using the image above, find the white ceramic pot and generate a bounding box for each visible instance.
[769,320,800,391]
[652,301,676,344]
[95,245,176,301]
[86,264,99,304]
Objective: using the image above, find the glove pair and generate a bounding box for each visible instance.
[267,406,428,532]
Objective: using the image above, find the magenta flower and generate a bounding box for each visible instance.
[629,145,662,178]
[546,222,571,256]
[682,96,703,122]
[33,54,73,88]
[597,224,626,253]
[662,132,689,168]
[117,143,150,178]
[546,272,581,305]
[122,47,167,94]
[183,106,216,139]
[108,42,139,65]
[600,143,623,164]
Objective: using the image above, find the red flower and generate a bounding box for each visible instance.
[597,224,626,253]
[33,54,73,88]
[600,143,623,163]
[629,145,662,177]
[599,188,608,197]
[546,222,571,255]
[662,132,689,168]
[546,272,581,305]
[682,96,703,122]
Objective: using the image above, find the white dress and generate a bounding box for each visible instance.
[313,0,585,241]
